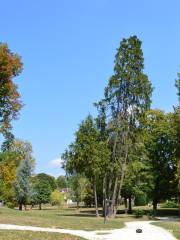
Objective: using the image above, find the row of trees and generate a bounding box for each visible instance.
[0,137,66,210]
[62,36,180,217]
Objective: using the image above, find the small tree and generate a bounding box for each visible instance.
[50,190,64,208]
[31,178,52,210]
[35,173,57,191]
[68,175,90,208]
[13,158,33,210]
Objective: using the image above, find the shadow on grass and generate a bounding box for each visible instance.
[56,213,99,218]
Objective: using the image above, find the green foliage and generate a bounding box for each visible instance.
[6,202,15,209]
[56,175,67,189]
[64,115,110,178]
[134,209,144,218]
[31,177,52,208]
[0,139,35,206]
[135,194,147,206]
[35,173,57,191]
[68,175,90,205]
[161,200,178,208]
[143,110,176,208]
[13,158,33,208]
[50,190,64,207]
[0,151,19,203]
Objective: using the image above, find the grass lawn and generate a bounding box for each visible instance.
[0,206,178,231]
[0,230,85,240]
[0,206,127,230]
[152,222,180,240]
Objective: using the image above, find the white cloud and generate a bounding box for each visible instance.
[50,158,64,168]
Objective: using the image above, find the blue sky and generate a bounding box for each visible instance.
[0,0,179,177]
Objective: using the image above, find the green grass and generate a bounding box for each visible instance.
[0,206,127,230]
[152,222,180,240]
[0,206,178,231]
[0,230,85,240]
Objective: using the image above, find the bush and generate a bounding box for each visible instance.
[134,209,144,218]
[135,194,147,206]
[6,202,15,209]
[161,200,177,208]
[50,190,64,208]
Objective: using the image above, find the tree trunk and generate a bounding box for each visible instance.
[116,161,127,208]
[124,197,128,214]
[109,177,118,217]
[102,175,106,217]
[128,195,132,214]
[77,201,79,209]
[93,178,99,217]
[153,199,158,211]
[39,203,42,210]
[107,174,112,199]
[19,203,22,211]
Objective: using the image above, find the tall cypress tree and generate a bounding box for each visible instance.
[101,36,152,216]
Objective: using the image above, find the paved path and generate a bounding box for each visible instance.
[0,221,177,240]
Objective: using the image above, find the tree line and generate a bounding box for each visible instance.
[62,35,180,217]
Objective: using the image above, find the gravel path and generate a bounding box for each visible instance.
[0,221,177,240]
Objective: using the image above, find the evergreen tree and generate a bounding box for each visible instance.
[13,158,33,210]
[99,36,152,216]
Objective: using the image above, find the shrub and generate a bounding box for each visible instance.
[50,190,64,208]
[6,202,15,209]
[161,200,177,208]
[135,194,147,206]
[134,209,144,218]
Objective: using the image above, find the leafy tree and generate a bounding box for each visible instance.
[50,190,64,208]
[0,139,34,206]
[144,110,176,210]
[13,158,33,210]
[10,139,34,164]
[1,131,14,152]
[0,152,18,204]
[0,43,23,140]
[122,158,152,212]
[63,115,110,216]
[56,175,67,189]
[35,173,57,191]
[68,174,90,208]
[31,176,52,210]
[98,35,152,216]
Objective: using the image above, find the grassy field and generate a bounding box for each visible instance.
[0,206,127,230]
[0,230,85,240]
[152,222,180,240]
[0,206,179,231]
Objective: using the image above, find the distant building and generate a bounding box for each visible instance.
[59,188,73,205]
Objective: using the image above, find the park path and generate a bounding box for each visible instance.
[0,221,177,240]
